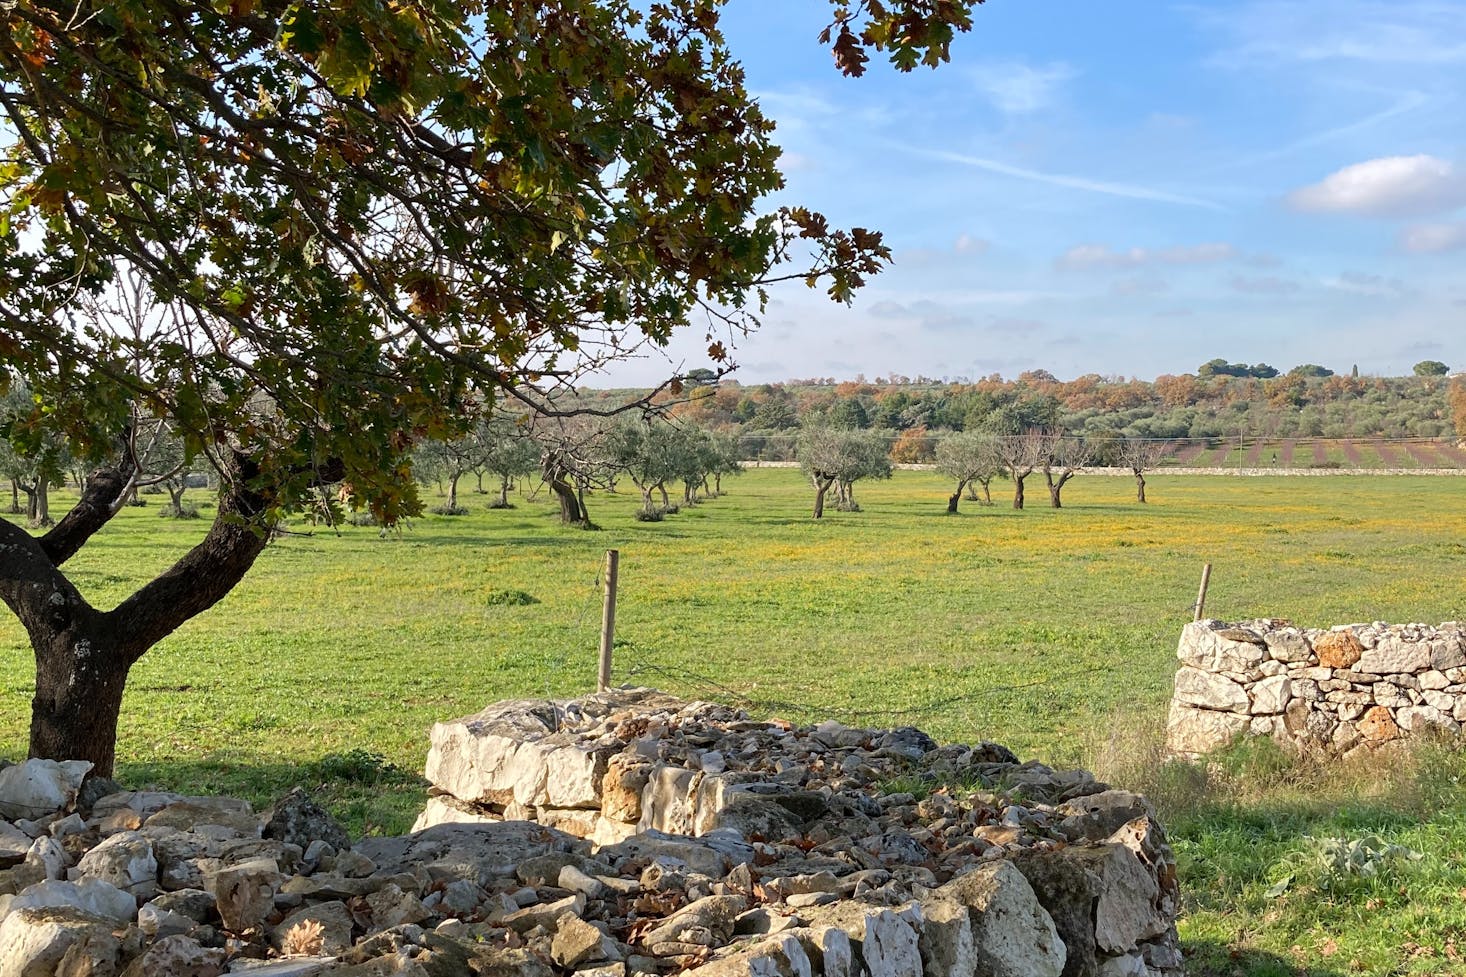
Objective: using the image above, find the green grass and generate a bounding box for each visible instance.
[4,469,1466,974]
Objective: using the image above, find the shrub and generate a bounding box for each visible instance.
[158,504,201,519]
[485,589,539,606]
[429,504,469,516]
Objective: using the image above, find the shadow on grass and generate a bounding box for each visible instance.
[1182,941,1346,977]
[115,753,429,838]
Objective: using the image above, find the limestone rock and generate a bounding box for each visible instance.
[1176,622,1267,674]
[121,934,226,977]
[263,788,351,854]
[273,901,354,954]
[9,877,137,922]
[0,907,120,977]
[1249,675,1291,715]
[75,829,158,894]
[1172,667,1250,713]
[1357,637,1430,675]
[1164,702,1247,754]
[1263,630,1312,664]
[354,821,586,886]
[682,933,812,976]
[206,857,285,932]
[0,759,92,820]
[935,860,1065,977]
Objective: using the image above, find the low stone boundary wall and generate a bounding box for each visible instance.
[421,687,1182,976]
[1167,619,1466,756]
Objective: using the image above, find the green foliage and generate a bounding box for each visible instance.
[1414,360,1451,377]
[484,589,539,606]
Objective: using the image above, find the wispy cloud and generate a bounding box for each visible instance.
[920,150,1224,210]
[971,61,1076,114]
[1399,221,1466,253]
[1197,1,1466,67]
[1325,270,1411,296]
[954,233,989,255]
[1230,275,1303,295]
[1056,242,1238,271]
[1287,155,1466,218]
[1220,91,1429,170]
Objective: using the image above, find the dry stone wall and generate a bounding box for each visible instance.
[0,690,1181,976]
[420,687,1183,977]
[1168,619,1466,756]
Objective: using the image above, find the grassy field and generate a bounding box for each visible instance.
[3,468,1466,974]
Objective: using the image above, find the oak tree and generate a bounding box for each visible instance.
[0,0,984,773]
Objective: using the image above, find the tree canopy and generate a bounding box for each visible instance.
[0,0,986,772]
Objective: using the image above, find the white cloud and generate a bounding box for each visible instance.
[1287,155,1466,218]
[1198,1,1466,66]
[1056,242,1238,271]
[972,61,1076,114]
[954,234,989,255]
[1110,277,1171,297]
[1400,221,1466,253]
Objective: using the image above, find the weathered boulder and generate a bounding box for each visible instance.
[0,759,92,820]
[74,829,158,894]
[1165,702,1247,755]
[0,906,120,977]
[1176,622,1267,674]
[1173,667,1250,713]
[933,860,1065,977]
[263,788,351,854]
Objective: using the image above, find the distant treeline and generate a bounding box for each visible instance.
[574,368,1466,462]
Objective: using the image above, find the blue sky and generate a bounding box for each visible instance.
[603,0,1466,385]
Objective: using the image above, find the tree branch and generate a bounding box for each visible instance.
[38,465,132,565]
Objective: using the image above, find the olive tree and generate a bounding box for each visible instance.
[1117,437,1171,503]
[934,431,1001,513]
[1042,435,1093,509]
[797,427,892,518]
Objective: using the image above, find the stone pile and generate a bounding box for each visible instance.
[1168,619,1466,757]
[416,687,1181,976]
[0,690,1181,976]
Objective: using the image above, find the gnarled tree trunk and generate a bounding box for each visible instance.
[1134,471,1147,503]
[0,456,271,776]
[1012,472,1027,509]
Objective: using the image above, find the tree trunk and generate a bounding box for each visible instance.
[947,479,967,514]
[714,474,723,494]
[813,478,832,519]
[1,456,272,777]
[1135,472,1147,503]
[1012,472,1026,509]
[548,476,583,525]
[447,472,460,510]
[166,481,187,515]
[29,621,132,778]
[498,474,511,507]
[7,479,19,514]
[475,471,485,493]
[1046,470,1071,509]
[575,479,594,528]
[25,478,53,528]
[979,478,993,505]
[657,483,670,508]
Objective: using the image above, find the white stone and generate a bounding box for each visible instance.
[24,836,68,881]
[1264,630,1312,664]
[1357,638,1430,675]
[1173,667,1249,713]
[9,878,137,922]
[1397,706,1458,733]
[1373,683,1411,709]
[858,907,924,977]
[1096,951,1149,977]
[1419,670,1451,691]
[1176,623,1267,673]
[0,759,92,820]
[1249,675,1291,715]
[74,829,157,893]
[0,907,120,977]
[410,795,500,832]
[935,860,1065,977]
[131,934,228,975]
[544,744,612,809]
[206,857,285,932]
[1165,702,1248,754]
